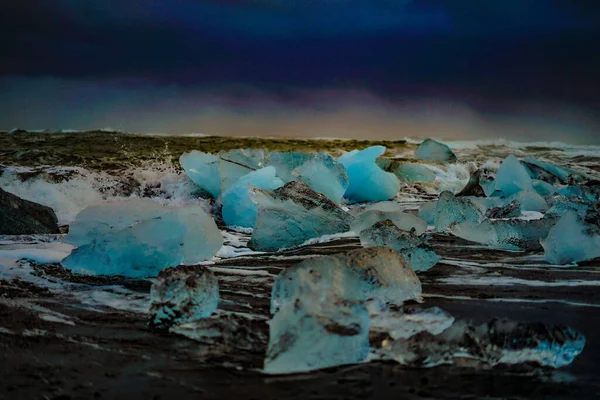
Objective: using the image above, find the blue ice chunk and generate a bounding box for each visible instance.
[149,266,219,331]
[351,210,427,236]
[417,201,437,225]
[62,200,223,277]
[522,157,583,184]
[414,139,457,162]
[545,196,589,219]
[338,146,400,203]
[556,186,597,203]
[179,151,221,198]
[494,154,534,197]
[542,211,600,264]
[506,190,549,212]
[248,182,353,251]
[532,179,557,197]
[293,153,349,204]
[359,220,440,271]
[264,298,370,374]
[434,191,483,232]
[218,148,268,192]
[221,166,284,228]
[268,152,313,182]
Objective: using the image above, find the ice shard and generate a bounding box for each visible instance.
[377,159,436,182]
[450,217,556,251]
[359,220,440,272]
[62,200,223,277]
[218,148,268,192]
[434,191,483,232]
[248,181,353,251]
[179,151,221,198]
[268,151,313,183]
[370,306,455,340]
[542,211,600,264]
[292,153,349,204]
[338,146,400,203]
[381,318,585,369]
[493,154,534,197]
[485,200,521,219]
[351,209,427,236]
[221,166,284,228]
[414,139,457,162]
[148,265,219,331]
[522,157,583,184]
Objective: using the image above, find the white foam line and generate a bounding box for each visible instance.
[424,293,600,308]
[439,276,600,287]
[440,258,597,272]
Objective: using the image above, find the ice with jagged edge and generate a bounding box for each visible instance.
[179,151,221,198]
[413,139,457,162]
[522,157,583,184]
[148,265,219,331]
[381,318,586,369]
[492,154,534,197]
[270,247,422,315]
[434,191,483,232]
[268,152,313,182]
[359,220,440,271]
[248,182,353,251]
[62,199,223,277]
[221,166,284,228]
[338,146,400,202]
[450,217,557,251]
[377,159,436,182]
[351,208,427,236]
[292,152,349,204]
[542,211,600,264]
[370,307,455,341]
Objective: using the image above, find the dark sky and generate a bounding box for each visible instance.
[1,1,600,141]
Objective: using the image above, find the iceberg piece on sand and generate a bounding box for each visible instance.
[338,146,400,202]
[351,210,427,236]
[505,189,548,212]
[381,318,585,369]
[414,139,457,162]
[270,247,422,314]
[359,220,440,272]
[434,191,483,232]
[221,166,284,228]
[148,265,219,331]
[493,154,534,197]
[418,201,437,225]
[370,306,455,341]
[218,148,268,193]
[248,181,353,251]
[264,297,370,374]
[62,200,223,277]
[179,151,221,198]
[542,211,600,264]
[268,152,313,182]
[450,217,557,251]
[292,153,349,204]
[532,179,557,197]
[522,157,583,184]
[377,159,436,182]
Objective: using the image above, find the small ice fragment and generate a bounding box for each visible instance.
[485,200,521,219]
[359,220,440,272]
[542,211,600,264]
[370,306,454,340]
[434,191,483,232]
[148,265,219,331]
[338,146,400,203]
[248,182,353,251]
[414,139,457,162]
[179,151,221,198]
[268,152,313,182]
[292,153,349,204]
[378,160,436,182]
[221,166,284,228]
[351,210,427,236]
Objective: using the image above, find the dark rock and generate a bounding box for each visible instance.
[485,200,522,219]
[0,188,59,234]
[456,168,485,197]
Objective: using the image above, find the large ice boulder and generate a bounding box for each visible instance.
[542,211,600,264]
[179,151,221,198]
[359,220,440,272]
[270,247,422,314]
[62,199,223,277]
[338,146,400,203]
[434,191,483,232]
[414,139,457,163]
[450,217,557,251]
[221,166,284,228]
[248,182,353,251]
[292,153,349,204]
[493,154,533,197]
[148,265,219,331]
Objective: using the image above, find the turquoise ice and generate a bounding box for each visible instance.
[493,154,533,197]
[542,211,600,264]
[293,153,349,204]
[414,139,456,162]
[179,151,221,198]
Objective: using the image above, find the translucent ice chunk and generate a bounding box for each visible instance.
[417,201,437,225]
[494,154,534,197]
[221,166,284,228]
[542,211,600,264]
[338,146,400,203]
[505,189,548,212]
[522,157,583,184]
[370,306,455,340]
[450,217,557,250]
[218,148,268,193]
[434,191,483,232]
[62,200,223,277]
[293,153,349,204]
[148,265,219,331]
[414,139,457,162]
[268,152,313,182]
[179,151,221,198]
[270,247,422,314]
[381,318,585,369]
[532,179,557,197]
[377,159,436,182]
[359,220,440,271]
[485,200,521,219]
[248,181,353,251]
[264,298,370,374]
[545,196,589,219]
[351,210,427,236]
